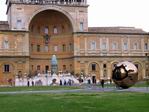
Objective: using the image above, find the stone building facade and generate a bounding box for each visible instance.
[0,0,149,85]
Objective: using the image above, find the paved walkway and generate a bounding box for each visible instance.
[0,87,148,95]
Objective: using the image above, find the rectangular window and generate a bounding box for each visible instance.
[54,46,58,52]
[103,64,107,68]
[112,43,117,50]
[53,26,58,34]
[45,65,49,73]
[102,42,107,50]
[62,44,66,52]
[134,43,138,50]
[44,26,49,34]
[37,65,41,70]
[145,43,148,50]
[92,64,96,71]
[4,64,10,72]
[69,43,73,51]
[91,41,96,50]
[16,19,22,29]
[37,45,40,52]
[80,22,84,31]
[123,43,128,51]
[3,40,9,49]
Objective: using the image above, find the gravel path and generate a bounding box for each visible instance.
[0,87,148,95]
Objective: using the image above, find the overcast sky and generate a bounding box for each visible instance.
[0,0,149,32]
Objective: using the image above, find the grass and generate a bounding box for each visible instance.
[0,92,148,112]
[0,86,81,92]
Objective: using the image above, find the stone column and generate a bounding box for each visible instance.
[142,62,146,79]
[100,62,103,79]
[107,62,112,79]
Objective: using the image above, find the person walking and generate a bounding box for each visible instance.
[101,79,105,88]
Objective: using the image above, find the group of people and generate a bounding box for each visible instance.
[60,79,73,86]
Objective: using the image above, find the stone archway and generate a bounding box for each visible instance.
[28,9,74,74]
[27,6,75,32]
[133,62,143,80]
[0,62,15,85]
[88,62,100,83]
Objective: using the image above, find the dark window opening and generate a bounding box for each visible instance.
[62,44,66,52]
[63,65,66,71]
[145,43,148,50]
[37,45,40,52]
[92,64,96,71]
[135,64,138,69]
[103,64,107,68]
[45,65,49,73]
[4,64,10,72]
[37,65,41,70]
[31,65,34,70]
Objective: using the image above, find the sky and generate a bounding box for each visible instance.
[0,0,149,32]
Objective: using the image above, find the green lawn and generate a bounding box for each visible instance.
[0,92,148,112]
[0,86,80,92]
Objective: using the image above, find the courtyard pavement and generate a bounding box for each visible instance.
[0,86,148,95]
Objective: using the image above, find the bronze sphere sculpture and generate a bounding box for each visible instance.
[112,61,138,89]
